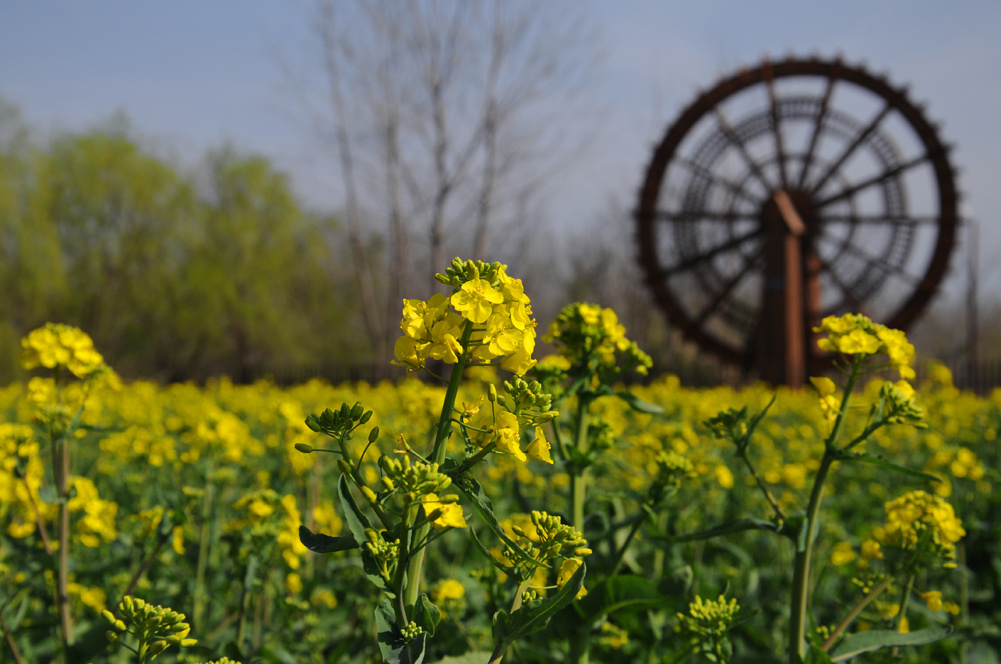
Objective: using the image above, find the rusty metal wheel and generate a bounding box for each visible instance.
[635,56,959,381]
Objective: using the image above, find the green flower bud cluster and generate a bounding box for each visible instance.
[103,595,197,662]
[400,621,424,642]
[526,511,590,561]
[305,401,373,441]
[379,456,452,501]
[648,451,695,503]
[704,407,751,448]
[677,594,740,663]
[878,382,926,428]
[434,257,505,290]
[500,377,557,425]
[543,302,652,385]
[363,528,400,583]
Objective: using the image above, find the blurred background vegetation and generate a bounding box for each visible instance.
[0,100,370,382]
[2,94,999,389]
[1,0,998,389]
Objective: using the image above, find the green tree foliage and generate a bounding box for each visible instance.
[0,102,366,382]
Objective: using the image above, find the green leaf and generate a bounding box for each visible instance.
[837,453,943,483]
[411,593,441,638]
[576,574,675,621]
[437,653,495,664]
[658,518,778,544]
[829,625,952,661]
[375,600,427,664]
[468,527,520,577]
[337,475,390,592]
[298,524,358,554]
[338,474,373,537]
[452,476,545,570]
[805,642,835,664]
[615,390,664,414]
[501,561,586,643]
[38,486,61,505]
[777,513,809,552]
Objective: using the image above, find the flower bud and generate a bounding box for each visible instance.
[368,427,380,443]
[488,385,498,403]
[101,609,117,625]
[148,640,168,656]
[106,630,118,643]
[337,459,353,475]
[360,410,373,424]
[295,443,314,454]
[361,486,378,503]
[350,402,365,420]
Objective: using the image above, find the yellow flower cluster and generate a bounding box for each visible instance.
[878,490,965,569]
[495,511,591,599]
[543,302,652,384]
[394,259,536,375]
[0,423,53,538]
[430,579,466,619]
[68,476,119,547]
[814,314,915,379]
[21,323,105,378]
[677,594,741,644]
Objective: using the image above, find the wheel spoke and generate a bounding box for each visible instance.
[675,156,764,206]
[815,232,921,286]
[693,255,762,328]
[796,67,839,190]
[656,228,763,278]
[713,107,777,192]
[815,152,931,208]
[808,101,893,195]
[764,64,789,189]
[654,210,759,223]
[813,253,865,311]
[820,213,940,225]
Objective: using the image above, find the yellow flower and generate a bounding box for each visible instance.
[20,323,105,378]
[423,493,467,530]
[527,427,553,464]
[714,464,734,489]
[171,526,186,555]
[393,336,425,370]
[492,412,526,462]
[311,589,338,609]
[432,579,466,602]
[451,278,504,324]
[830,541,856,566]
[814,314,915,379]
[920,591,943,612]
[557,558,587,599]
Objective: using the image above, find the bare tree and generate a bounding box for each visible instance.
[292,0,598,358]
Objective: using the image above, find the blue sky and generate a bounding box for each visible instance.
[2,1,999,307]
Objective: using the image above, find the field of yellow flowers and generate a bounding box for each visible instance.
[2,268,1000,663]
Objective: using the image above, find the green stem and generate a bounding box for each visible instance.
[56,435,72,658]
[193,464,215,629]
[788,358,862,663]
[608,512,645,578]
[890,574,915,656]
[569,396,592,533]
[404,323,474,614]
[821,575,892,651]
[738,450,787,522]
[488,579,531,664]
